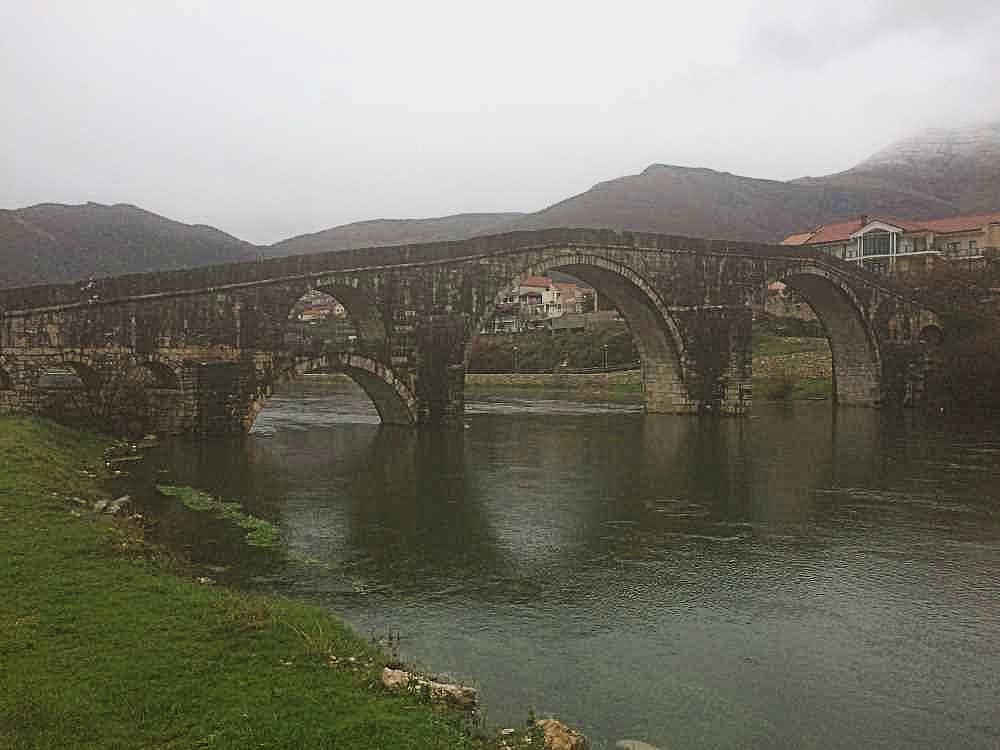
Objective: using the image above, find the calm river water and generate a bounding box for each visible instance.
[129,377,1000,749]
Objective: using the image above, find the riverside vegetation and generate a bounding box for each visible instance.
[466,316,833,402]
[0,417,562,749]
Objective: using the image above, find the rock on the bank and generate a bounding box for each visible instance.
[616,740,661,750]
[381,667,411,690]
[537,718,590,750]
[380,667,477,710]
[106,495,132,515]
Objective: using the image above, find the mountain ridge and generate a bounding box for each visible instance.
[0,202,256,288]
[2,121,998,287]
[267,212,526,257]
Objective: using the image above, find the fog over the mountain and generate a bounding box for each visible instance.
[3,0,999,245]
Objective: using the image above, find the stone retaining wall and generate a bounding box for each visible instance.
[465,370,642,389]
[753,351,833,380]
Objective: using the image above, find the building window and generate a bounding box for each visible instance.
[865,259,887,275]
[947,242,959,255]
[970,240,978,252]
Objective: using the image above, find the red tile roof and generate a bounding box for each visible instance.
[519,276,552,288]
[799,218,867,245]
[919,212,1000,234]
[780,231,816,246]
[781,211,998,246]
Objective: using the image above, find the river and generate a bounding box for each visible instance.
[126,376,1000,749]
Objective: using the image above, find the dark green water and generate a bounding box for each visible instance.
[129,378,1000,749]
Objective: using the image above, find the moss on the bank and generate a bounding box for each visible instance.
[157,484,282,548]
[0,417,481,750]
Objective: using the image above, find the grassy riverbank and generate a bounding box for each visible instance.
[752,335,832,401]
[465,371,644,402]
[0,417,481,749]
[466,334,833,403]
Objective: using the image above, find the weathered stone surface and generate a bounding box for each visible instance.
[537,718,590,750]
[616,740,661,750]
[0,229,942,436]
[380,667,411,691]
[422,676,478,710]
[105,495,132,516]
[380,667,477,710]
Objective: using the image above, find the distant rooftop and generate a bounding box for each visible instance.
[782,211,1000,246]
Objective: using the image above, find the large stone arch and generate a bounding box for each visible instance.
[469,251,691,413]
[777,265,882,405]
[253,352,417,428]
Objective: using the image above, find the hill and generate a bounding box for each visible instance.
[3,122,998,285]
[267,213,525,256]
[0,203,256,288]
[507,122,1000,242]
[797,122,1000,217]
[269,122,998,251]
[505,163,956,243]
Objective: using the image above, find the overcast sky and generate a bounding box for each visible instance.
[3,0,999,244]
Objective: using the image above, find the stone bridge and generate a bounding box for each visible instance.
[0,228,942,435]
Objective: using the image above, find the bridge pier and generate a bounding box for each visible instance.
[415,314,468,425]
[672,306,753,416]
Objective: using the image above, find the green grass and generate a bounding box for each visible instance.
[788,377,835,400]
[468,333,833,404]
[753,374,834,401]
[0,417,481,750]
[465,380,644,402]
[752,335,833,401]
[751,334,829,358]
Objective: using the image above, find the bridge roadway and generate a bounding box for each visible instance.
[0,228,942,435]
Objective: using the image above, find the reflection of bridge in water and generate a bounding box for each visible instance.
[0,228,941,435]
[240,398,892,596]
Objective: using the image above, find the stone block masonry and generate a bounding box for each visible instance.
[0,228,943,436]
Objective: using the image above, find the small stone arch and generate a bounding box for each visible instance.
[777,264,882,405]
[919,324,944,347]
[0,364,12,390]
[330,353,416,425]
[256,353,417,427]
[37,360,103,391]
[469,251,690,413]
[133,360,182,390]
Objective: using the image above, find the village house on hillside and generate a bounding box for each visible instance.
[290,289,348,322]
[782,211,1000,275]
[487,276,597,334]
